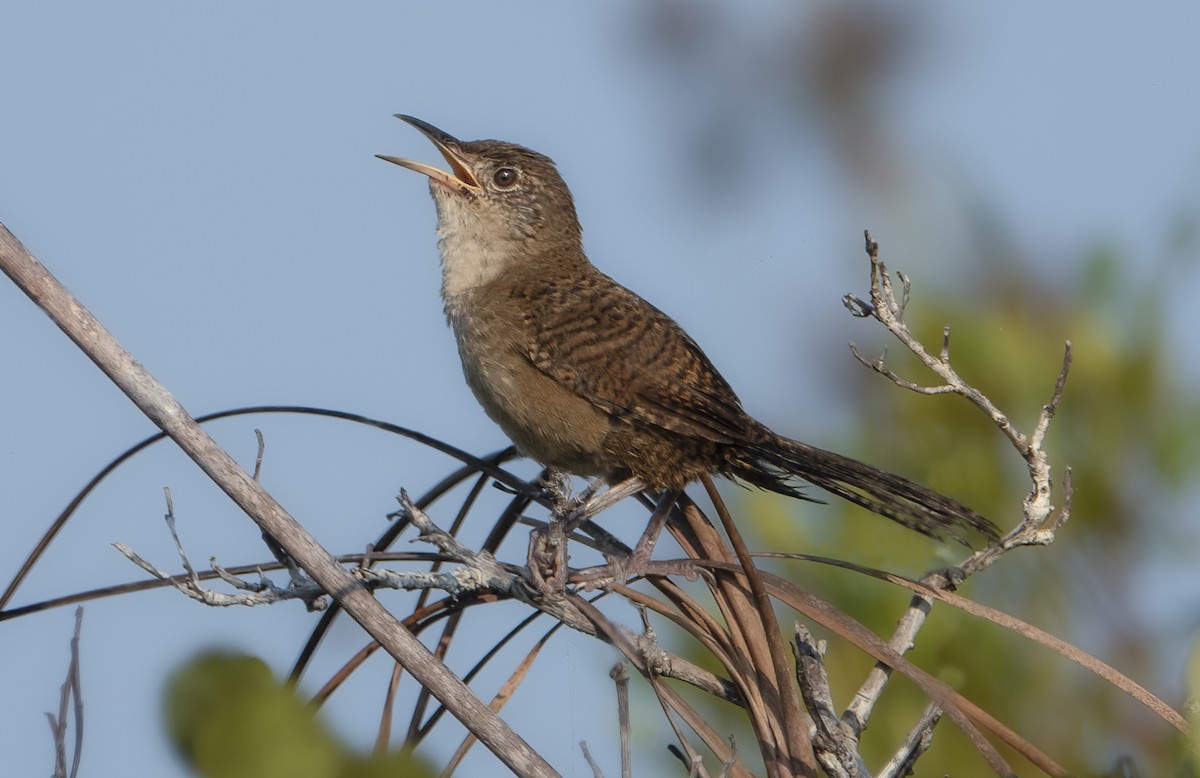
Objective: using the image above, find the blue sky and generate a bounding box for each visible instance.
[3,3,1199,775]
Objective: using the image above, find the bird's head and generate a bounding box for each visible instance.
[379,116,584,295]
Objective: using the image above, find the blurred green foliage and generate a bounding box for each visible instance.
[165,652,433,778]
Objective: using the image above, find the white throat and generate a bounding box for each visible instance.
[431,188,517,300]
[436,220,512,299]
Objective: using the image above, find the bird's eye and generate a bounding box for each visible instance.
[492,167,519,189]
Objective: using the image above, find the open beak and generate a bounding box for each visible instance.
[377,115,482,194]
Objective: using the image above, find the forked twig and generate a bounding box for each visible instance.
[840,230,1076,757]
[47,607,85,778]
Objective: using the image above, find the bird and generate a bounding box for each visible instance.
[378,115,998,546]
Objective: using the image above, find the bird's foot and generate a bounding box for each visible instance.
[528,477,657,593]
[526,521,570,593]
[572,489,678,591]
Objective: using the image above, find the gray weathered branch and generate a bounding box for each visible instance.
[0,223,558,778]
[841,231,1073,751]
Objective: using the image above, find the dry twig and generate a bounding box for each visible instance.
[46,607,85,778]
[840,232,1075,744]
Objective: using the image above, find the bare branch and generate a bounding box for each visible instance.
[0,224,557,778]
[47,607,85,778]
[252,428,266,481]
[845,230,1049,453]
[115,494,500,609]
[580,741,605,778]
[839,231,1077,759]
[842,593,932,735]
[877,703,943,778]
[792,625,869,778]
[847,341,957,394]
[611,663,632,778]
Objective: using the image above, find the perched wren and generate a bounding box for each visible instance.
[379,115,997,545]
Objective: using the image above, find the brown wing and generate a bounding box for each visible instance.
[514,270,756,444]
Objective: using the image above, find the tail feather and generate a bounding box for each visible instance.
[737,436,999,547]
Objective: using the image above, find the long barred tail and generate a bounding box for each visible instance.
[735,434,1000,547]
